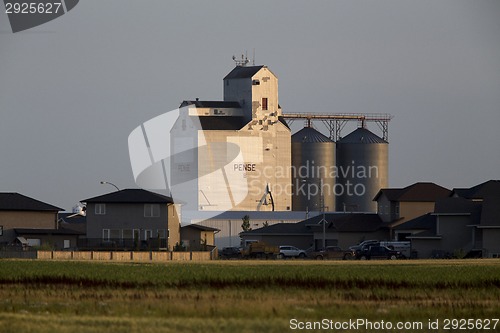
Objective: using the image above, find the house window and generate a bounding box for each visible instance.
[95,203,106,215]
[262,98,268,110]
[0,225,3,236]
[27,239,41,247]
[110,229,121,239]
[133,229,140,240]
[102,229,110,240]
[144,230,153,240]
[63,240,70,249]
[395,204,400,216]
[123,229,133,239]
[144,204,160,217]
[157,229,167,239]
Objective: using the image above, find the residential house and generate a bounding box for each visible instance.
[396,198,480,258]
[81,189,180,251]
[0,192,81,250]
[180,224,219,251]
[373,182,451,239]
[394,180,500,258]
[453,180,500,257]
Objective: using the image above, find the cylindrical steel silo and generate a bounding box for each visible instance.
[336,127,388,212]
[292,127,335,212]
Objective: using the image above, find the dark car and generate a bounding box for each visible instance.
[219,247,242,259]
[355,245,402,260]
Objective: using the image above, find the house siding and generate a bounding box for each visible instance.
[376,195,392,223]
[0,211,57,244]
[0,211,57,229]
[86,202,177,249]
[437,215,473,255]
[483,229,500,257]
[399,202,435,224]
[167,204,181,250]
[411,239,440,259]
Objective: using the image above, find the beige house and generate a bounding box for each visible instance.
[373,182,451,239]
[82,189,180,251]
[0,192,69,249]
[180,224,219,251]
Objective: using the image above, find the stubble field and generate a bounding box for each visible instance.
[0,259,499,333]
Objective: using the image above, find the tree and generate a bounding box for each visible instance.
[241,215,252,232]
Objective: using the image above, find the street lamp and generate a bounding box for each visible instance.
[100,181,120,191]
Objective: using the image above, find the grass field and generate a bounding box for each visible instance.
[0,259,499,332]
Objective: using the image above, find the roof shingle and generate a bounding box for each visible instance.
[0,193,62,211]
[223,66,265,80]
[82,189,174,204]
[452,180,500,200]
[374,182,451,202]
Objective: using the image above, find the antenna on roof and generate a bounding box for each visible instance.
[232,53,249,67]
[252,48,255,66]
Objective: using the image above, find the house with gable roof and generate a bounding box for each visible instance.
[394,180,500,258]
[0,192,81,250]
[81,189,181,251]
[373,182,451,239]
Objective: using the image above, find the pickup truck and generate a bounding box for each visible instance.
[355,245,403,260]
[308,246,353,260]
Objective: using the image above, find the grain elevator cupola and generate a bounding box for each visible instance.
[223,64,281,123]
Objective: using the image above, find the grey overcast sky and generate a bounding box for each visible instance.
[1,0,499,211]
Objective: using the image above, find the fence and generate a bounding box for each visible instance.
[0,249,218,262]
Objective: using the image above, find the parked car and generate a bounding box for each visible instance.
[278,245,307,259]
[355,245,403,260]
[309,246,351,260]
[219,247,242,259]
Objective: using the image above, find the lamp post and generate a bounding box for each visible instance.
[100,181,120,191]
[320,195,327,250]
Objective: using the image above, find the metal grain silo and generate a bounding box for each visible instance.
[336,127,388,212]
[292,127,335,212]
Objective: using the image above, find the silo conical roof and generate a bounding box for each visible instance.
[292,127,333,143]
[338,128,387,144]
